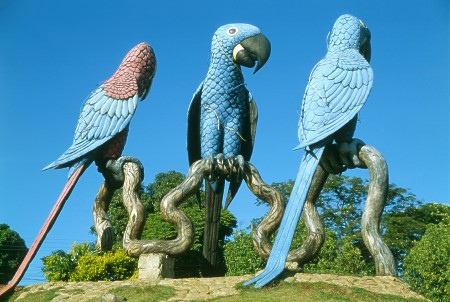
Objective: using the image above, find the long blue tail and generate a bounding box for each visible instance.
[244,146,324,288]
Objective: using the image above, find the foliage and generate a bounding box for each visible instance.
[42,242,136,282]
[42,242,95,281]
[0,224,28,284]
[70,249,137,281]
[223,230,264,276]
[382,202,449,274]
[303,232,372,275]
[403,222,450,302]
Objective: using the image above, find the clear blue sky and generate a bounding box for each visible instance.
[0,0,448,285]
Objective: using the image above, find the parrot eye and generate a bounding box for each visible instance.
[226,27,238,36]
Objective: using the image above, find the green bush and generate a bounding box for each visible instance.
[224,230,264,276]
[42,242,136,282]
[404,222,450,301]
[70,249,137,281]
[42,242,94,281]
[301,231,368,275]
[0,224,28,284]
[42,250,74,281]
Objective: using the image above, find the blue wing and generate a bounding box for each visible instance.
[43,85,139,170]
[187,82,204,165]
[296,49,373,149]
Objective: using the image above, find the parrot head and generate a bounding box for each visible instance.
[328,14,371,62]
[105,42,157,100]
[212,23,271,73]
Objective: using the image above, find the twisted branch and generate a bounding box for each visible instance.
[287,140,396,276]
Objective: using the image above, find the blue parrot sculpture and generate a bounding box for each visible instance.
[245,14,373,287]
[0,43,157,299]
[187,23,271,274]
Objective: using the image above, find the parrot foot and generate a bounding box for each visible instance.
[225,154,245,182]
[207,154,225,183]
[337,139,366,169]
[207,154,245,182]
[320,139,367,174]
[98,156,144,189]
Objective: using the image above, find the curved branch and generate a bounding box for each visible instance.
[93,181,116,251]
[358,145,396,276]
[124,159,211,257]
[243,162,284,260]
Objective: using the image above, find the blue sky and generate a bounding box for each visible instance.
[0,0,448,284]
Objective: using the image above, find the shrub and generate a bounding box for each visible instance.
[403,222,450,301]
[223,230,264,276]
[42,242,94,281]
[70,249,137,281]
[0,224,28,284]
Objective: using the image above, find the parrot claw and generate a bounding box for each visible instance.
[207,154,224,183]
[225,154,245,183]
[337,139,366,169]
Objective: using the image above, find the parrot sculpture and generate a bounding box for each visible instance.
[0,42,156,298]
[187,23,271,274]
[245,14,373,288]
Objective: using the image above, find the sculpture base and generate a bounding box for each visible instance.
[138,253,174,279]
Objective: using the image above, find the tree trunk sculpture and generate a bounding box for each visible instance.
[288,139,397,276]
[100,156,285,260]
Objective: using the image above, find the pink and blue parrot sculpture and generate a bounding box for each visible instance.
[0,43,156,298]
[187,23,270,274]
[245,14,373,288]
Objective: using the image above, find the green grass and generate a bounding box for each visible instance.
[107,285,175,302]
[2,287,60,302]
[206,282,424,302]
[2,281,423,302]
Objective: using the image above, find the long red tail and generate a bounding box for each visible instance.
[0,164,87,298]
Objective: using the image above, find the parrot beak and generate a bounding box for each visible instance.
[232,33,271,74]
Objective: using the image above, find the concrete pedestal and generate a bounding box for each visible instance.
[138,253,174,279]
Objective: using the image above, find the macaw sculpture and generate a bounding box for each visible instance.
[0,43,156,298]
[245,14,373,287]
[187,23,270,275]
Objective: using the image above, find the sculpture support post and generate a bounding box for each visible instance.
[286,140,396,276]
[122,162,146,253]
[93,182,115,251]
[243,162,284,260]
[358,145,396,276]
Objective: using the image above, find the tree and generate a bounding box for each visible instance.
[0,224,28,284]
[403,222,450,301]
[223,230,264,276]
[382,202,449,274]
